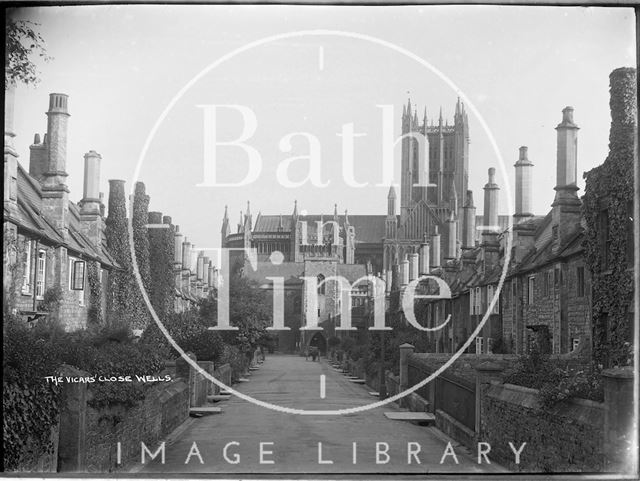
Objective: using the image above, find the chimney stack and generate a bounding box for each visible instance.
[400,256,409,287]
[514,146,534,221]
[42,93,70,189]
[29,133,48,181]
[81,151,102,215]
[462,190,476,249]
[197,252,205,281]
[182,239,191,270]
[419,234,430,274]
[446,211,457,259]
[551,107,582,253]
[408,253,419,281]
[174,225,183,266]
[482,168,499,232]
[553,107,580,202]
[431,226,441,269]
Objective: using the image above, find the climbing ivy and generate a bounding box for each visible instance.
[132,182,151,292]
[87,260,103,327]
[105,180,148,331]
[147,213,174,322]
[582,68,636,368]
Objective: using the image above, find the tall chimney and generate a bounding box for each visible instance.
[385,269,392,294]
[482,168,499,232]
[190,244,198,273]
[431,226,441,269]
[553,107,580,203]
[408,253,419,281]
[182,239,191,270]
[81,150,102,215]
[41,94,71,235]
[400,256,409,287]
[551,107,582,253]
[197,252,205,281]
[42,93,70,189]
[419,234,430,274]
[462,190,476,249]
[174,225,183,266]
[446,211,457,259]
[514,146,534,220]
[29,133,48,181]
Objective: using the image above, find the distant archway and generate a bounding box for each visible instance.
[308,331,327,355]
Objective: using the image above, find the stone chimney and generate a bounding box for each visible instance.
[430,226,441,269]
[461,190,476,250]
[400,255,409,287]
[174,225,183,267]
[29,133,48,181]
[551,107,582,253]
[4,82,19,219]
[482,168,500,272]
[41,94,71,235]
[99,192,105,217]
[78,151,104,247]
[197,252,205,281]
[419,234,430,274]
[182,239,191,271]
[446,211,457,259]
[408,253,419,281]
[514,146,534,221]
[81,151,102,215]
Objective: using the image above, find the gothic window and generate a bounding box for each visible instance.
[317,274,325,295]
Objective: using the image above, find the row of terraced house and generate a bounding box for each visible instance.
[389,67,636,367]
[3,86,220,330]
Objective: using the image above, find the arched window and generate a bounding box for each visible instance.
[317,274,325,295]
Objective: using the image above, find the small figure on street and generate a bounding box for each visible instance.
[310,346,319,362]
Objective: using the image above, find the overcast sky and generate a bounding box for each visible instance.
[10,5,636,251]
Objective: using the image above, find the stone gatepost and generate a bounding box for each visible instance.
[474,361,503,438]
[175,352,197,407]
[399,343,415,391]
[603,367,636,474]
[57,365,89,472]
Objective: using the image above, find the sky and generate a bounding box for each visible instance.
[9,5,637,252]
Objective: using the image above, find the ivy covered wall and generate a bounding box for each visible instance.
[582,67,636,368]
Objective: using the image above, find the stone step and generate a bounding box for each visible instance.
[189,406,222,417]
[238,377,250,382]
[249,367,260,371]
[349,379,366,384]
[219,389,232,395]
[207,394,231,402]
[369,391,380,397]
[384,412,435,423]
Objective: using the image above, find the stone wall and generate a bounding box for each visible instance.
[481,382,604,472]
[78,380,188,472]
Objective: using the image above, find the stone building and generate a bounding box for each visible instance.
[4,89,118,330]
[582,67,636,368]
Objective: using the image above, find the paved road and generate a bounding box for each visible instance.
[138,354,505,475]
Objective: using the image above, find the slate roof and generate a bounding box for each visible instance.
[9,164,119,269]
[252,213,387,244]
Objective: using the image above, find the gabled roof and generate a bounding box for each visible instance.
[11,164,119,269]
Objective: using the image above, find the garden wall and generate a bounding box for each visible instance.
[481,382,604,472]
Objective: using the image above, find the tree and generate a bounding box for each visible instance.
[5,18,51,87]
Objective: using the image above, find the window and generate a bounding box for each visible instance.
[487,285,498,314]
[547,271,553,296]
[552,225,558,241]
[70,260,86,290]
[317,274,325,295]
[475,336,484,354]
[22,240,32,294]
[576,266,585,297]
[527,276,535,305]
[554,267,561,288]
[35,250,46,299]
[475,287,481,314]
